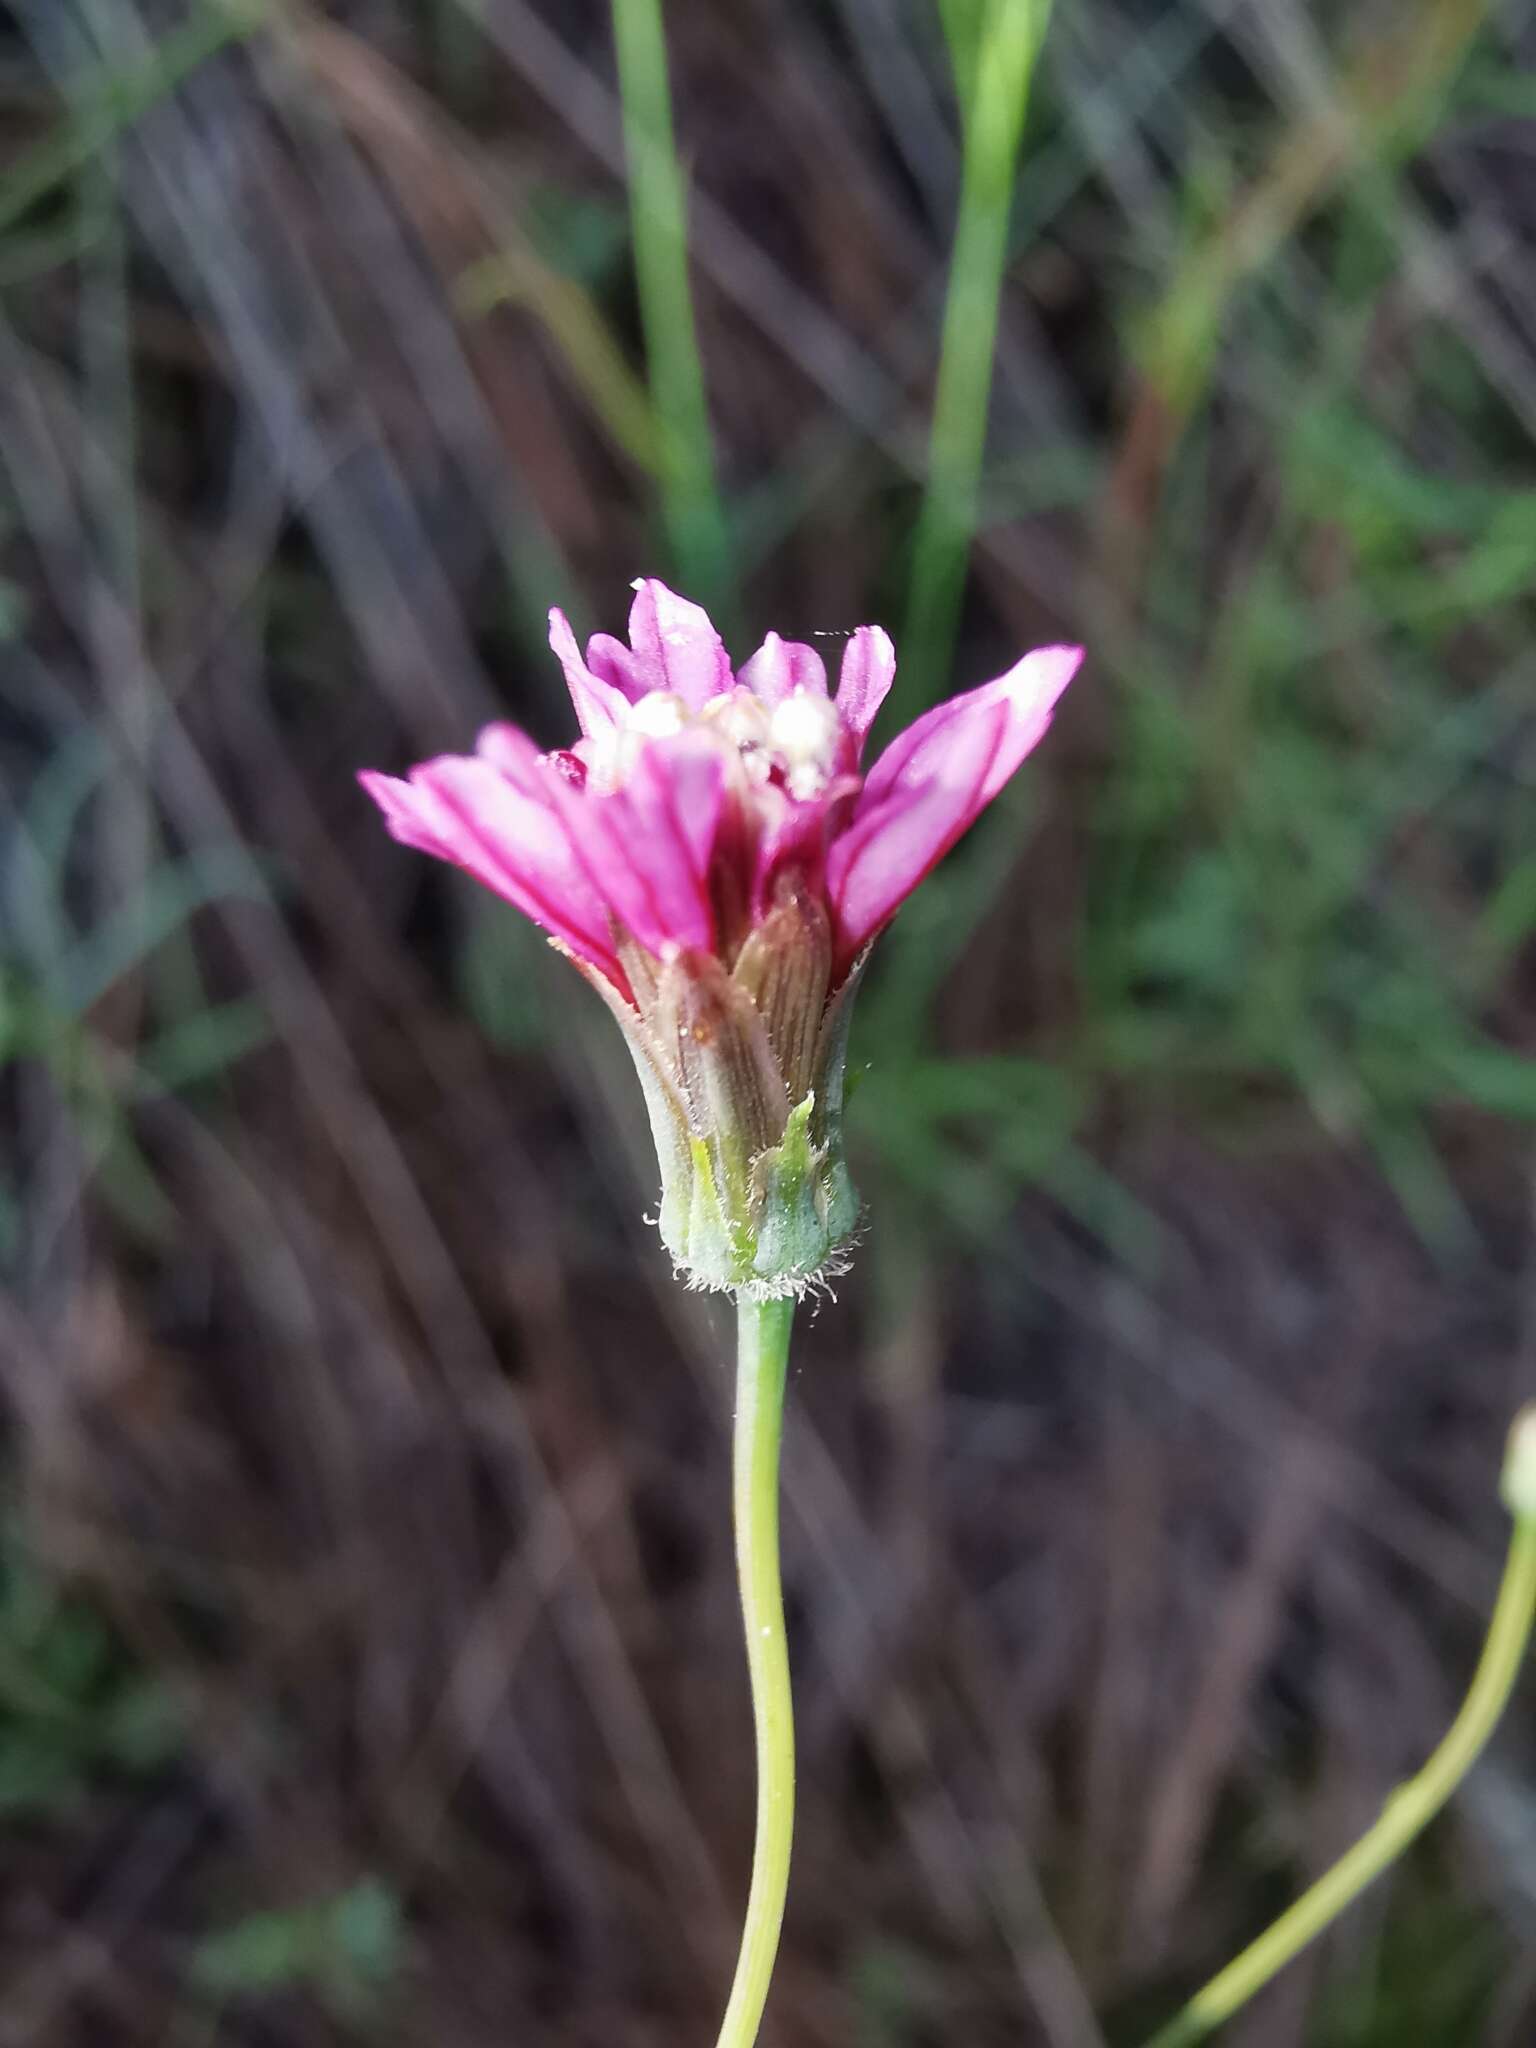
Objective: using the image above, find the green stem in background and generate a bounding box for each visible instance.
[611,0,732,610]
[0,0,263,243]
[714,1294,796,2048]
[902,0,1053,702]
[1142,1416,1536,2048]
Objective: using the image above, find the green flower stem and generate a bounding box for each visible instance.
[610,0,731,608]
[903,0,1053,700]
[1142,1507,1536,2048]
[715,1294,796,2048]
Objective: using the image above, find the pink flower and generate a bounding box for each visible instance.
[362,580,1080,1295]
[363,580,1078,988]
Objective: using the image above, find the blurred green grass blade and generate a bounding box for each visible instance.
[1367,1113,1478,1259]
[1041,1142,1165,1278]
[0,0,265,241]
[903,0,1053,700]
[937,0,983,112]
[857,796,1039,1053]
[1436,1042,1536,1120]
[456,256,659,469]
[1470,857,1536,977]
[861,1100,1018,1242]
[455,209,661,475]
[11,726,111,957]
[55,847,268,1014]
[189,1879,402,2010]
[136,998,273,1092]
[457,898,553,1051]
[610,0,731,607]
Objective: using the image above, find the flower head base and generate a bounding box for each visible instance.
[362,580,1080,1295]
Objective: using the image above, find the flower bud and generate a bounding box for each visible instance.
[570,915,862,1298]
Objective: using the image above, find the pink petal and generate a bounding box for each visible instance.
[359,768,449,859]
[857,644,1081,816]
[825,643,1080,966]
[585,632,647,701]
[358,759,624,989]
[826,699,1010,964]
[548,609,634,739]
[738,632,828,707]
[474,721,547,794]
[478,720,598,796]
[833,625,896,747]
[752,773,859,916]
[546,731,725,956]
[626,579,733,709]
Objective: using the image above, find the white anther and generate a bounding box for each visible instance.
[701,688,773,783]
[626,691,687,738]
[770,689,840,798]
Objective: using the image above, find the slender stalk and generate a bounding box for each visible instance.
[0,0,263,244]
[903,0,1053,701]
[715,1294,796,2048]
[1142,1510,1536,2048]
[610,0,731,608]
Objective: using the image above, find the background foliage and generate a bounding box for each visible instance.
[3,1,1536,2042]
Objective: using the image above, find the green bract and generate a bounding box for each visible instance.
[565,891,863,1297]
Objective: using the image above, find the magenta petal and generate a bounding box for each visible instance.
[738,632,828,707]
[860,644,1082,813]
[626,579,733,708]
[474,721,548,795]
[359,760,623,987]
[585,632,647,701]
[827,645,1081,961]
[547,731,724,956]
[358,769,451,859]
[752,773,858,914]
[825,700,1009,964]
[833,626,896,747]
[549,609,634,739]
